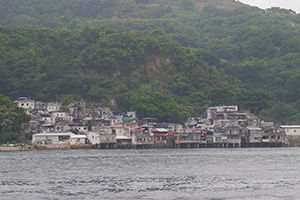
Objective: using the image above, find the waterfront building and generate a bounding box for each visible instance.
[32,132,75,144]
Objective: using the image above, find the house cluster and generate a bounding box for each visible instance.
[14,97,299,148]
[177,105,287,148]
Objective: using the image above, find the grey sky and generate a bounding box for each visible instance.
[239,0,300,13]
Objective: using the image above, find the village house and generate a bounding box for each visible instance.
[208,133,242,148]
[42,115,56,125]
[95,106,113,118]
[124,111,136,118]
[35,101,47,109]
[206,105,238,120]
[14,97,35,114]
[103,117,122,126]
[68,124,88,133]
[69,134,87,145]
[174,128,204,148]
[246,126,285,147]
[67,100,86,117]
[47,102,62,112]
[280,125,300,146]
[51,111,72,122]
[112,124,133,148]
[152,128,174,148]
[142,117,157,125]
[92,126,112,133]
[132,128,154,148]
[86,131,116,149]
[32,132,75,144]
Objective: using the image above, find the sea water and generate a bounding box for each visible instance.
[1,148,300,200]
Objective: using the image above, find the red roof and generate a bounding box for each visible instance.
[168,131,175,135]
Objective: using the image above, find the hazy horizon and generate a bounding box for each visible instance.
[239,0,300,13]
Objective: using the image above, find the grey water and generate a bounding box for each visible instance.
[1,148,300,200]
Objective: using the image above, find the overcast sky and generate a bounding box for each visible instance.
[239,0,300,13]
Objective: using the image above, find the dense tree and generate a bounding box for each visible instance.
[1,0,300,123]
[130,90,191,123]
[237,89,275,115]
[0,94,31,143]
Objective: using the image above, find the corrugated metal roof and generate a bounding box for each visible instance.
[281,125,300,128]
[154,128,168,132]
[116,136,132,140]
[70,135,87,139]
[33,132,75,136]
[247,127,262,131]
[122,118,136,122]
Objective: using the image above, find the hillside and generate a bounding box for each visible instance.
[1,0,300,123]
[0,0,248,28]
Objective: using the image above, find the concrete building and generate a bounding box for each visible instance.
[32,132,75,144]
[132,128,154,148]
[47,102,62,112]
[281,125,300,145]
[86,131,116,149]
[70,135,87,145]
[14,97,35,114]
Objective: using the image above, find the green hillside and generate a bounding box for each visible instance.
[1,0,300,123]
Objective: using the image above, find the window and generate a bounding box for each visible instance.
[294,130,297,133]
[271,135,276,139]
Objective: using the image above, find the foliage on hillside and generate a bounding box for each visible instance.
[0,94,31,143]
[1,0,300,123]
[0,25,246,123]
[0,0,247,29]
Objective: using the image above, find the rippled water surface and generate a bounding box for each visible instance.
[1,148,300,199]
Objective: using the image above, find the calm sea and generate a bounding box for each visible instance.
[1,148,300,200]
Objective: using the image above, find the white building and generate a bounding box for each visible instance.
[32,132,75,144]
[42,116,56,125]
[47,102,62,112]
[70,135,87,145]
[206,105,238,120]
[125,111,136,118]
[86,131,116,145]
[281,125,300,140]
[51,111,72,122]
[69,125,88,133]
[14,97,35,114]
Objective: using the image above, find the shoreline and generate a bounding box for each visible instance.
[0,143,295,152]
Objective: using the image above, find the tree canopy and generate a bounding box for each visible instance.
[1,0,300,123]
[0,94,31,143]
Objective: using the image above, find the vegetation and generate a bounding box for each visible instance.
[0,94,31,143]
[1,0,300,124]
